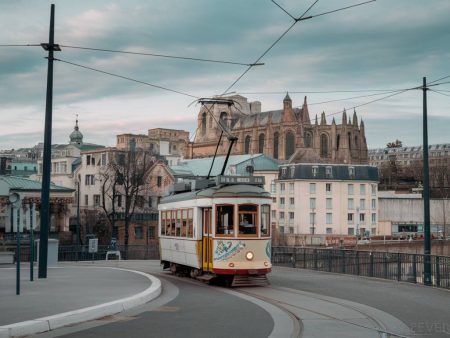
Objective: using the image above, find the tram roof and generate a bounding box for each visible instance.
[160,184,270,204]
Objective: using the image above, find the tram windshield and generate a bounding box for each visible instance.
[238,204,257,235]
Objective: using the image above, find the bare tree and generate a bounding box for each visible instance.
[99,147,155,257]
[386,139,403,148]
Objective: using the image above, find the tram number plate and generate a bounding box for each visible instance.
[248,269,258,275]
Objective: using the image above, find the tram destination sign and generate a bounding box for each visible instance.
[215,175,265,185]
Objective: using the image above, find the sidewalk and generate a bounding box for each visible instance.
[0,264,161,338]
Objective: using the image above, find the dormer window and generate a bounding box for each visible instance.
[290,166,295,178]
[312,166,319,177]
[281,167,287,176]
[348,166,355,178]
[326,166,332,178]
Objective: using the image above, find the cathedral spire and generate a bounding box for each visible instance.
[342,109,347,126]
[315,114,318,125]
[301,96,311,124]
[320,111,327,125]
[332,117,336,125]
[353,109,358,127]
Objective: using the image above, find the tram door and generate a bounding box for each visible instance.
[202,208,213,271]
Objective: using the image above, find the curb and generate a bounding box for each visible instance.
[0,268,161,338]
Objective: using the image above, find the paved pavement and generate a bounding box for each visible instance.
[0,263,161,338]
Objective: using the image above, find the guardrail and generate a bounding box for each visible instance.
[272,246,450,289]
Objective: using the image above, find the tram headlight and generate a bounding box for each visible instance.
[246,251,254,261]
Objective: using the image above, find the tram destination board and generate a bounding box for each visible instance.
[215,175,264,185]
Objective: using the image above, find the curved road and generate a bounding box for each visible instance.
[31,261,450,338]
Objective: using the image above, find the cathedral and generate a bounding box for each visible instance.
[187,94,368,164]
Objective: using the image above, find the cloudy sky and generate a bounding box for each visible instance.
[1,0,449,150]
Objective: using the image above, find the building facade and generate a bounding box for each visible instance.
[188,94,368,164]
[272,164,379,237]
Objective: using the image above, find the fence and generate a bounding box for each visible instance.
[58,244,160,261]
[272,246,450,289]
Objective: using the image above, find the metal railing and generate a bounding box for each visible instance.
[272,246,450,289]
[58,244,160,261]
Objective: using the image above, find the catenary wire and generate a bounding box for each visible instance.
[59,45,258,67]
[55,58,200,99]
[222,0,376,95]
[429,89,450,98]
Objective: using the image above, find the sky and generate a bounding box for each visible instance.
[0,0,449,150]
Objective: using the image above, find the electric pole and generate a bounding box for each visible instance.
[422,77,432,286]
[39,4,61,278]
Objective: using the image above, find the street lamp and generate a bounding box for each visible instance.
[9,192,21,295]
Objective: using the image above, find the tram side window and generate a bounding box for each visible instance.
[181,209,188,237]
[176,210,182,236]
[239,204,257,235]
[170,211,176,236]
[261,204,270,236]
[166,211,173,236]
[188,209,193,237]
[161,211,166,236]
[216,205,234,235]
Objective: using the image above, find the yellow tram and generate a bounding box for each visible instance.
[158,175,272,286]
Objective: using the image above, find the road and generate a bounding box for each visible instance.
[30,262,450,338]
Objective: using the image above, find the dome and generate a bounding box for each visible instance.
[70,118,83,145]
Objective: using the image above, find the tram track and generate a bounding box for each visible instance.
[236,285,412,338]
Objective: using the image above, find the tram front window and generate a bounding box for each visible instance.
[239,204,257,235]
[216,205,234,235]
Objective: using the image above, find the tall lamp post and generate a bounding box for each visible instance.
[9,192,21,295]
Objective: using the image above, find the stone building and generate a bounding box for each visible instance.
[188,94,368,164]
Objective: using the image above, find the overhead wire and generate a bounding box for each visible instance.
[429,89,450,98]
[222,0,376,95]
[55,57,200,99]
[0,44,40,47]
[59,44,258,67]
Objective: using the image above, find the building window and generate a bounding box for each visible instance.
[309,213,316,225]
[348,227,355,235]
[272,197,276,203]
[326,213,333,224]
[326,227,333,234]
[326,198,332,209]
[117,195,122,207]
[285,131,295,159]
[135,226,143,240]
[271,210,276,219]
[348,184,354,195]
[326,183,332,194]
[84,195,89,206]
[270,180,276,193]
[289,197,294,206]
[94,195,100,207]
[371,184,377,195]
[280,197,285,207]
[320,134,329,157]
[348,166,355,178]
[347,213,354,224]
[289,227,294,234]
[279,211,285,220]
[244,135,251,154]
[279,226,285,233]
[289,183,294,193]
[157,176,162,187]
[258,134,265,153]
[201,112,207,135]
[273,132,279,159]
[360,184,366,195]
[310,183,316,194]
[325,166,332,178]
[360,199,366,210]
[371,227,376,235]
[371,199,377,210]
[289,212,294,223]
[310,198,316,209]
[348,198,354,210]
[86,155,91,166]
[148,226,155,239]
[312,166,318,177]
[360,213,365,223]
[280,183,285,193]
[304,131,313,148]
[371,213,377,224]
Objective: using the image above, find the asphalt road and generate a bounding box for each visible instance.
[269,266,450,338]
[31,262,450,338]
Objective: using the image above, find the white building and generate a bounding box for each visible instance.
[272,164,379,237]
